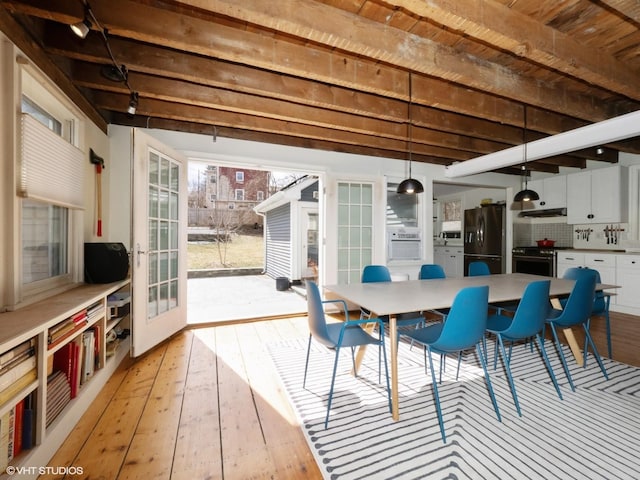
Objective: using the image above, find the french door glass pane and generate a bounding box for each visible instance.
[336,181,374,284]
[147,148,181,320]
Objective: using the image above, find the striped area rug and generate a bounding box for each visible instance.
[268,336,640,479]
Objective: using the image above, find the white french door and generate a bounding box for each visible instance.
[131,129,187,357]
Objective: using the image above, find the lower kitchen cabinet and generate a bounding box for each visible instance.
[434,246,463,278]
[615,255,640,312]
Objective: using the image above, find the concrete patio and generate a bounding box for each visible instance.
[187,274,307,324]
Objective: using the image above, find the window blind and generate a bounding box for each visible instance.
[20,113,85,209]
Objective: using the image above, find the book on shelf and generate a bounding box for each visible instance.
[0,370,37,406]
[13,399,23,458]
[0,346,35,379]
[21,394,34,450]
[81,330,95,385]
[0,409,9,472]
[0,355,36,393]
[46,371,71,427]
[47,320,88,349]
[0,339,35,367]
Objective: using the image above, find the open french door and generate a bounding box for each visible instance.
[131,128,188,357]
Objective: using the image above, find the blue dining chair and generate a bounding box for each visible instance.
[560,267,612,358]
[303,280,391,428]
[486,280,562,416]
[468,261,491,276]
[400,285,501,443]
[419,264,446,280]
[544,270,608,391]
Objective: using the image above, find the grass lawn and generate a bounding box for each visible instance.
[188,232,264,269]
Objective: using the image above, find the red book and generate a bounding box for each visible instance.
[13,399,24,457]
[52,343,74,388]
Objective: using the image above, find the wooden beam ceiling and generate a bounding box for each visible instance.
[1,0,639,174]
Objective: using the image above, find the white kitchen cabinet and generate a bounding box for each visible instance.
[566,165,628,224]
[434,246,463,278]
[556,251,584,278]
[615,255,640,312]
[522,176,566,211]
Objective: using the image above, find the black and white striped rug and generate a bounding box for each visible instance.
[268,336,640,479]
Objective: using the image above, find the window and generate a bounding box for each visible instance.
[210,194,216,201]
[21,200,69,284]
[228,203,235,209]
[386,181,418,228]
[257,191,264,201]
[235,171,244,183]
[15,69,83,304]
[210,174,216,183]
[235,189,245,200]
[441,199,462,231]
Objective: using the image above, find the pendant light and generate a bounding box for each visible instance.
[513,105,539,202]
[397,74,424,194]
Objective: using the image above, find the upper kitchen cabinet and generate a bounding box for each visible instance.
[566,165,628,224]
[521,176,566,211]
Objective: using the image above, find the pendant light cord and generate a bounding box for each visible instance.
[408,74,413,177]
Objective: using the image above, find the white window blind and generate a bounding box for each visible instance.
[20,113,85,209]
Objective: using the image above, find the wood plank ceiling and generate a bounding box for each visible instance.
[1,0,639,174]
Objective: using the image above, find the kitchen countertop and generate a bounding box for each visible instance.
[561,248,640,255]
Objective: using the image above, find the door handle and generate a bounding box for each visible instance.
[136,243,147,267]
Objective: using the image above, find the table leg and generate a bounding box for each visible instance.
[389,315,399,421]
[550,298,584,367]
[353,322,376,375]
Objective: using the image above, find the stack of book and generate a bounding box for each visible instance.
[0,339,36,395]
[46,371,71,427]
[47,309,88,349]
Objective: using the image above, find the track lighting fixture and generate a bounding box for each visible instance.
[397,74,424,195]
[127,92,139,116]
[70,7,92,39]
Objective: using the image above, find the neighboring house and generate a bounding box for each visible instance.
[190,164,269,227]
[254,176,319,284]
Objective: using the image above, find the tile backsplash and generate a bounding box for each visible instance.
[513,222,574,247]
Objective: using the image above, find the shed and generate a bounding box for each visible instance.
[254,176,319,284]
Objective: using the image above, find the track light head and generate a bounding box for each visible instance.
[127,91,139,116]
[70,8,92,38]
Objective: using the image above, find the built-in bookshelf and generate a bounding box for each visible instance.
[0,279,130,479]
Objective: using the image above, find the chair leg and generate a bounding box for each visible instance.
[475,343,501,423]
[303,334,312,388]
[582,323,609,380]
[426,347,447,443]
[496,335,521,417]
[534,333,563,400]
[549,323,575,392]
[454,351,462,381]
[325,346,342,429]
[605,311,612,359]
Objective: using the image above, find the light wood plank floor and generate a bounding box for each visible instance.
[41,310,639,479]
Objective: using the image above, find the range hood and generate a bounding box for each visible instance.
[518,208,567,218]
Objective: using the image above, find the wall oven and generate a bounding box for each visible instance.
[512,247,557,277]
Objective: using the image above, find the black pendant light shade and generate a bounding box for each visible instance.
[397,177,424,194]
[513,188,539,202]
[513,105,539,203]
[398,74,424,195]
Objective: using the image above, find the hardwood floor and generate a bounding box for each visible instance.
[41,310,639,480]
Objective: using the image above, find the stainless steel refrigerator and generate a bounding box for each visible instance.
[463,204,505,275]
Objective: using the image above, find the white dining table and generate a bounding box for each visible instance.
[323,273,614,420]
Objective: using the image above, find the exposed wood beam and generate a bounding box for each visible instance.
[175,0,628,121]
[598,0,640,24]
[384,0,640,101]
[3,0,630,124]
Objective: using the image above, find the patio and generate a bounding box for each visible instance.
[187,274,308,324]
